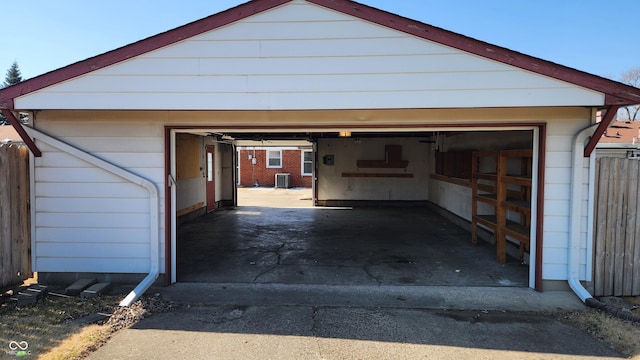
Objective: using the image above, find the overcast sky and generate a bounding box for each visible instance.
[1,0,638,81]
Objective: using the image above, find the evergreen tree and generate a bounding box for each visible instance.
[1,62,24,125]
[3,61,22,87]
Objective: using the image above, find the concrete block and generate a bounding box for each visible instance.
[65,278,97,296]
[81,282,112,298]
[22,289,43,300]
[10,292,38,306]
[26,284,48,299]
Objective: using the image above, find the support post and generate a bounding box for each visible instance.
[1,109,41,157]
[583,106,620,158]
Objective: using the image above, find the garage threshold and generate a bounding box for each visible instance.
[176,188,529,288]
[156,283,583,311]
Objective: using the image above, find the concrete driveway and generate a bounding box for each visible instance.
[86,283,620,360]
[88,189,622,359]
[88,300,620,360]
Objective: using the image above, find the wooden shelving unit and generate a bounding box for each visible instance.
[471,149,532,264]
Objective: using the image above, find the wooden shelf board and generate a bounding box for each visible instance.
[501,176,532,186]
[473,173,498,181]
[477,183,496,193]
[342,172,413,178]
[502,200,531,214]
[476,193,498,205]
[504,222,530,242]
[473,150,500,158]
[471,149,533,264]
[357,160,409,168]
[473,214,499,228]
[430,174,471,187]
[501,149,533,157]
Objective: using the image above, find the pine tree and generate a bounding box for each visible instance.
[3,61,22,88]
[1,62,24,125]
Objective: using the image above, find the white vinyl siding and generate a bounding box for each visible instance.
[10,0,601,285]
[14,2,604,110]
[541,117,592,281]
[32,116,165,274]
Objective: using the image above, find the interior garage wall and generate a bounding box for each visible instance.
[213,140,235,206]
[317,137,429,202]
[176,134,205,216]
[176,136,235,215]
[428,130,533,220]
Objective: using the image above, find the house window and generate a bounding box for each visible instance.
[302,150,313,176]
[267,150,282,168]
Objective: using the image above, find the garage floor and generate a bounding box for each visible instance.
[177,188,529,287]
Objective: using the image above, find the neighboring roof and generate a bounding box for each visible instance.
[600,120,640,144]
[1,0,639,108]
[0,124,20,142]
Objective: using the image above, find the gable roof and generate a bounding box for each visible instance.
[1,0,639,109]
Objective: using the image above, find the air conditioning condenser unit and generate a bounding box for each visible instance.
[275,173,291,188]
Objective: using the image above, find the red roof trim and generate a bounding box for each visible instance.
[584,105,620,157]
[1,109,42,157]
[0,0,290,108]
[1,0,639,107]
[309,0,640,106]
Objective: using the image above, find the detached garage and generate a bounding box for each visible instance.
[1,0,639,305]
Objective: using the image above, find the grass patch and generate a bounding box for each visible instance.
[1,281,175,359]
[38,324,109,360]
[562,297,640,359]
[0,293,118,358]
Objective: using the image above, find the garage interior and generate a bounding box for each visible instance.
[174,129,535,288]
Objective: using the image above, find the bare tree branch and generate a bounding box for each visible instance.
[619,66,640,121]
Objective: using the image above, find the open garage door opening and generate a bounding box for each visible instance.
[170,127,537,289]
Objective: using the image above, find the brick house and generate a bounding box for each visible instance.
[238,146,313,188]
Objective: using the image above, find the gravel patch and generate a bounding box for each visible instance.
[106,295,177,332]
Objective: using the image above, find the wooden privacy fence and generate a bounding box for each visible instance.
[594,157,640,297]
[0,142,31,289]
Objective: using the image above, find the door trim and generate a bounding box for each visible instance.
[206,145,216,212]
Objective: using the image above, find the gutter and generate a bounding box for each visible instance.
[22,126,160,307]
[568,124,597,302]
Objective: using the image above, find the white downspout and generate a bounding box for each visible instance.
[23,127,160,307]
[568,123,598,302]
